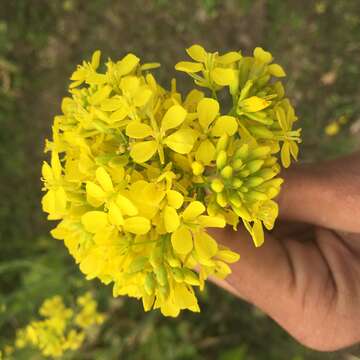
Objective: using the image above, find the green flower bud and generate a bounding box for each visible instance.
[233,205,251,221]
[248,125,274,139]
[245,176,264,187]
[232,178,243,188]
[249,146,271,159]
[172,268,184,282]
[229,192,241,208]
[216,192,228,207]
[144,272,156,295]
[234,144,249,159]
[246,159,264,174]
[155,265,168,287]
[246,190,268,201]
[182,269,200,286]
[232,158,243,170]
[216,134,229,152]
[220,165,233,179]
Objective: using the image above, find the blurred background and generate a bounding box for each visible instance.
[0,0,360,359]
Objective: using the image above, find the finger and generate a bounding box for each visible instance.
[210,226,360,351]
[277,152,360,233]
[210,227,298,318]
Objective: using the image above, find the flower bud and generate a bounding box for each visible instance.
[220,165,233,179]
[232,178,243,188]
[191,161,204,176]
[216,134,229,152]
[216,192,228,207]
[216,150,227,170]
[211,179,224,193]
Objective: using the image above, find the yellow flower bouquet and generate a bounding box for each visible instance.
[41,45,301,317]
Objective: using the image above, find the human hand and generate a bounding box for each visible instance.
[210,152,360,351]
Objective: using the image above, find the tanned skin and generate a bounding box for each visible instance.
[210,152,360,351]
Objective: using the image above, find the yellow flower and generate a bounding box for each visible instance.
[171,201,225,256]
[13,293,104,358]
[41,46,301,317]
[275,100,301,168]
[175,44,241,91]
[127,104,197,163]
[193,97,238,167]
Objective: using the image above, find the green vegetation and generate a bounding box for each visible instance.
[0,0,359,358]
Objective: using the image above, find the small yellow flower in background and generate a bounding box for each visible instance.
[325,116,347,136]
[6,293,105,359]
[41,45,301,317]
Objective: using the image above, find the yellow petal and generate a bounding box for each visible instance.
[109,104,130,122]
[216,249,240,263]
[140,62,161,71]
[89,86,112,105]
[289,141,299,160]
[86,182,106,204]
[174,283,199,309]
[116,194,138,216]
[183,89,205,111]
[86,72,107,85]
[175,61,203,73]
[214,260,232,278]
[166,190,184,209]
[186,44,207,62]
[81,211,108,233]
[253,47,273,63]
[252,220,264,247]
[42,189,66,218]
[240,96,271,113]
[212,68,237,86]
[117,53,140,76]
[142,294,155,312]
[93,226,116,246]
[41,161,53,182]
[100,97,124,111]
[276,107,289,131]
[183,201,205,221]
[164,206,180,233]
[171,226,193,254]
[211,115,238,136]
[195,139,216,165]
[268,63,286,77]
[164,129,197,154]
[130,140,157,163]
[80,252,101,278]
[126,122,153,139]
[161,105,187,133]
[194,231,218,260]
[197,98,219,131]
[216,51,242,64]
[51,152,62,180]
[123,216,151,234]
[91,50,101,69]
[197,215,226,228]
[108,202,124,226]
[281,142,291,168]
[96,167,113,193]
[134,88,152,107]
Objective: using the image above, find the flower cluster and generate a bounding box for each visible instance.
[9,293,105,358]
[41,45,301,317]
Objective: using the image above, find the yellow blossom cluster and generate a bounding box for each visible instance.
[9,293,105,358]
[41,45,301,317]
